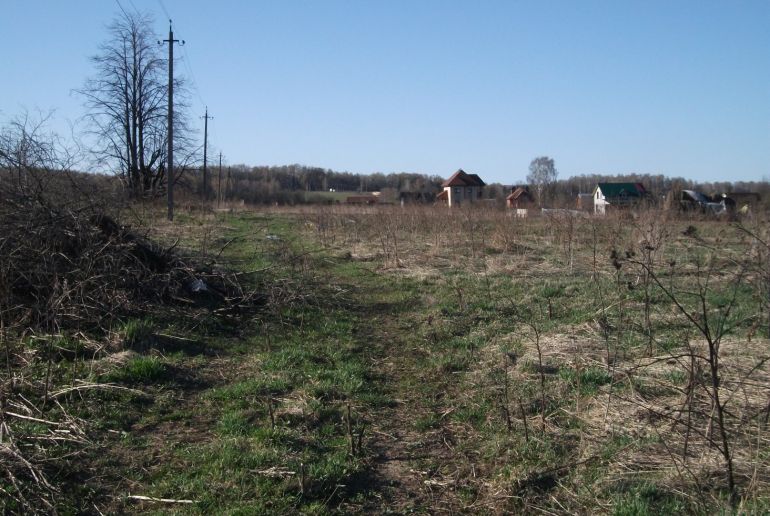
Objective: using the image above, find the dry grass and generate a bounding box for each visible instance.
[3,190,768,512]
[291,202,770,511]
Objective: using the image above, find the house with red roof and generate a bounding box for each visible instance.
[437,169,486,207]
[506,186,535,209]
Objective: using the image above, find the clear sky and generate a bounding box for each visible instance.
[2,0,769,184]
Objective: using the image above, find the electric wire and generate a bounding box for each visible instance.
[114,0,129,18]
[126,0,140,15]
[155,0,171,20]
[180,45,207,108]
[150,0,209,132]
[149,0,215,164]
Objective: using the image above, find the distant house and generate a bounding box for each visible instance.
[438,169,486,207]
[506,186,535,209]
[679,190,727,215]
[593,182,649,215]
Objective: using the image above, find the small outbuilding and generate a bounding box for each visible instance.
[506,186,535,209]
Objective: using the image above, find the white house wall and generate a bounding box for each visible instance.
[594,186,607,215]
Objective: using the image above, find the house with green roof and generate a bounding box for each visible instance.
[593,182,648,215]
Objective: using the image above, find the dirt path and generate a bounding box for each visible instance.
[355,295,466,514]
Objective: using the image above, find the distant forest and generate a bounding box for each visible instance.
[195,164,769,207]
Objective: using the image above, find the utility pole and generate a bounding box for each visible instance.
[162,20,184,221]
[217,153,223,208]
[226,166,231,204]
[201,107,213,201]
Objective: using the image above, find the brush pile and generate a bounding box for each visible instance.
[0,171,259,512]
[0,175,253,336]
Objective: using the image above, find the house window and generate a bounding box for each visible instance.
[478,189,482,199]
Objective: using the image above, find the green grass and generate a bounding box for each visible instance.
[107,355,167,383]
[414,414,441,431]
[559,366,613,395]
[208,377,292,403]
[612,482,688,516]
[217,409,256,436]
[50,335,88,359]
[103,211,390,513]
[121,318,155,349]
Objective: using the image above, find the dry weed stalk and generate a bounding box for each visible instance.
[735,219,770,340]
[632,212,671,355]
[615,227,763,507]
[545,211,580,273]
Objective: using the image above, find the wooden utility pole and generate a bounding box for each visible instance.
[201,107,213,200]
[162,20,184,221]
[226,166,231,203]
[217,154,223,208]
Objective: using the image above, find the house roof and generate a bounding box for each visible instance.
[506,186,533,201]
[467,173,485,186]
[436,190,448,200]
[595,182,647,198]
[681,190,711,204]
[442,169,486,187]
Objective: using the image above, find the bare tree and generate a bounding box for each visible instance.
[527,156,558,207]
[78,10,195,196]
[0,111,81,199]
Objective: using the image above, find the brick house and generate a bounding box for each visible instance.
[437,169,486,207]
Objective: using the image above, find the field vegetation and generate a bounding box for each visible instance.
[1,165,769,513]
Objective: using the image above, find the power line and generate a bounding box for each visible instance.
[114,0,130,18]
[206,116,218,159]
[180,46,206,107]
[146,0,207,108]
[126,0,140,15]
[156,0,171,20]
[118,0,207,114]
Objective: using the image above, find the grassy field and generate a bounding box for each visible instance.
[3,203,770,514]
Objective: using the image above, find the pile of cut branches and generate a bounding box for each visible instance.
[0,176,257,336]
[0,170,262,512]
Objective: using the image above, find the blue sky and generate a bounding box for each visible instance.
[2,1,769,184]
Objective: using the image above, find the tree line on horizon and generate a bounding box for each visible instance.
[202,163,770,207]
